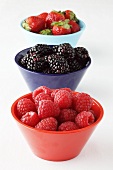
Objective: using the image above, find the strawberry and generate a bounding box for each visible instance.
[63,10,78,22]
[52,19,71,35]
[69,20,80,33]
[22,16,45,33]
[46,10,65,28]
[37,12,48,22]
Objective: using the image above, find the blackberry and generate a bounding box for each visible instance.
[53,43,75,60]
[29,44,53,56]
[47,54,70,74]
[68,59,83,72]
[74,47,90,67]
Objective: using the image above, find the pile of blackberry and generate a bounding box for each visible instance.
[19,43,90,74]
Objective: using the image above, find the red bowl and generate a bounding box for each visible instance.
[11,92,104,161]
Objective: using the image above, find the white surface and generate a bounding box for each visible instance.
[0,0,113,169]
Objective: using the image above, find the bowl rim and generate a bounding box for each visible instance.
[20,19,86,37]
[14,47,91,76]
[11,92,104,135]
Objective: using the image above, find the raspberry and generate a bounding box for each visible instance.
[54,89,72,109]
[20,111,40,127]
[32,86,52,100]
[38,100,60,119]
[35,117,58,131]
[58,109,77,123]
[17,98,36,118]
[58,121,78,131]
[34,92,53,109]
[75,92,93,113]
[75,111,95,128]
[51,89,59,99]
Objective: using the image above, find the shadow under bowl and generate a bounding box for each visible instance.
[11,92,104,161]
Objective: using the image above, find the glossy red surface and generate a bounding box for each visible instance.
[11,93,104,161]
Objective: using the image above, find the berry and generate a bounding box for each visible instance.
[37,12,48,22]
[46,10,65,28]
[52,19,71,35]
[69,20,80,33]
[75,111,95,128]
[34,92,53,109]
[17,98,36,118]
[35,117,58,131]
[58,121,78,131]
[20,111,40,127]
[22,16,45,33]
[32,86,52,100]
[58,109,77,123]
[63,10,78,22]
[53,43,75,60]
[47,53,70,74]
[75,92,93,113]
[38,100,60,119]
[75,47,90,67]
[54,89,72,109]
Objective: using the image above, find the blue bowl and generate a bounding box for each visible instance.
[15,47,91,92]
[20,19,86,47]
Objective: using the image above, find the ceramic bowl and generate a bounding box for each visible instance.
[14,47,91,92]
[20,19,86,47]
[11,92,104,161]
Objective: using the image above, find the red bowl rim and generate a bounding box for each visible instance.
[11,92,104,134]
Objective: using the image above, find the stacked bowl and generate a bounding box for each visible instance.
[11,9,104,161]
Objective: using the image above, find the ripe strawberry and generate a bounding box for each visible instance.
[75,92,93,113]
[17,98,36,118]
[38,100,60,119]
[35,117,58,131]
[32,86,52,100]
[52,20,71,35]
[64,10,78,22]
[54,89,72,109]
[20,111,40,127]
[69,20,80,33]
[58,121,78,131]
[75,111,95,128]
[58,109,77,123]
[46,10,65,28]
[22,16,45,33]
[37,12,48,22]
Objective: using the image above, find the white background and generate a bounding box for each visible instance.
[0,0,113,169]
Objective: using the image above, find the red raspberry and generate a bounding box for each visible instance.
[75,111,95,128]
[34,92,53,109]
[17,98,36,118]
[51,89,59,99]
[20,111,40,127]
[35,117,58,131]
[60,87,72,93]
[32,86,52,100]
[38,100,60,119]
[58,109,77,123]
[58,121,78,131]
[54,90,72,109]
[75,92,93,113]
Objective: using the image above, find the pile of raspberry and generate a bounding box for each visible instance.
[17,86,96,131]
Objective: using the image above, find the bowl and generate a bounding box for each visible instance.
[14,47,91,92]
[11,92,104,161]
[20,19,86,47]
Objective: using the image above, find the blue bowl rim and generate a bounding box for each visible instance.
[15,47,91,77]
[20,19,86,37]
